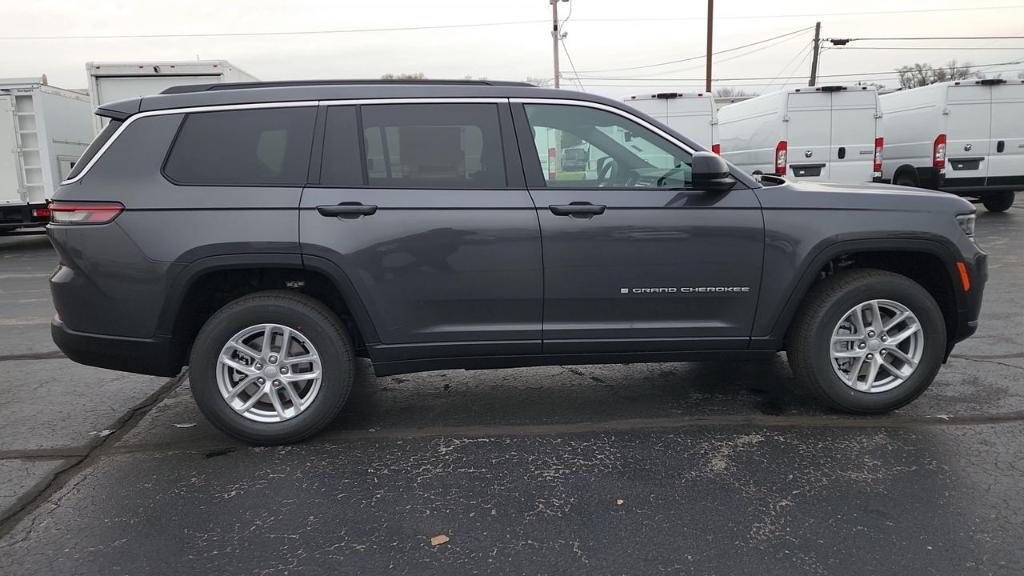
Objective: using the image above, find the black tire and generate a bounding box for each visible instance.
[982,190,1015,212]
[894,171,918,188]
[189,290,354,445]
[786,269,946,414]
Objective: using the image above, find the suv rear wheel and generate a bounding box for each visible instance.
[189,291,354,444]
[787,269,946,414]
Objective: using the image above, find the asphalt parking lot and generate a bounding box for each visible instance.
[0,199,1021,575]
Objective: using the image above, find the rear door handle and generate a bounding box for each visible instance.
[317,202,378,218]
[549,202,606,218]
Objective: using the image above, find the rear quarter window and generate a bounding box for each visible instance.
[163,107,317,186]
[66,120,121,181]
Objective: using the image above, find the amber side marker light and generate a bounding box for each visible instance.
[956,262,971,292]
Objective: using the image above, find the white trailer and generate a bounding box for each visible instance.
[718,85,884,184]
[1,78,92,232]
[87,60,257,133]
[623,92,719,152]
[880,79,1022,212]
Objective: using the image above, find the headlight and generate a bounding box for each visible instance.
[956,214,976,238]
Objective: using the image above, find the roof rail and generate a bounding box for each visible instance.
[161,79,535,95]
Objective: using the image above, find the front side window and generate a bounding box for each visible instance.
[163,107,316,186]
[360,103,506,189]
[524,104,692,189]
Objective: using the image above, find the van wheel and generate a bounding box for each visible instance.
[894,171,918,187]
[982,191,1015,212]
[189,291,354,445]
[787,269,945,414]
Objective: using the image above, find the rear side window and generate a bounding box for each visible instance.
[163,107,316,186]
[359,103,506,189]
[66,120,121,181]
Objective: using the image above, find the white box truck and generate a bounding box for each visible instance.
[87,60,257,133]
[880,79,1022,212]
[1,78,92,233]
[623,92,719,152]
[718,85,884,184]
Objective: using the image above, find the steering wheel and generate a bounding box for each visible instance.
[597,157,618,184]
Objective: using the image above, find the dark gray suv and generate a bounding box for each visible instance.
[49,80,987,444]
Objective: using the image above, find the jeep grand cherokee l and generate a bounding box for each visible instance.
[48,80,987,444]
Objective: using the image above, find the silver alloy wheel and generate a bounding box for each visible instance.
[216,323,323,423]
[830,299,924,393]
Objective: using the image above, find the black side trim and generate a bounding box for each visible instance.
[756,237,968,349]
[942,177,987,190]
[372,349,778,377]
[53,319,183,377]
[986,175,1024,187]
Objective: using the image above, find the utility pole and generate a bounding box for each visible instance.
[705,0,714,93]
[551,0,561,88]
[809,21,821,86]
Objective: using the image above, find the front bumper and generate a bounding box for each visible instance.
[52,317,184,377]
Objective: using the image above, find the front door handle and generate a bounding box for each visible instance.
[549,202,606,218]
[317,202,378,219]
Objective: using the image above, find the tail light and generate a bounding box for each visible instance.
[873,137,884,174]
[711,143,721,155]
[32,207,51,219]
[774,140,788,175]
[49,202,124,225]
[933,134,946,169]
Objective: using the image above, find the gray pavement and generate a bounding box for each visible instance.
[0,201,1021,575]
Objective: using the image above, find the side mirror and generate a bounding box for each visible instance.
[691,151,736,193]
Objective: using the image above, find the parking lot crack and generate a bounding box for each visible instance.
[0,370,187,538]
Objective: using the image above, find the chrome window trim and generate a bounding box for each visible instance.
[62,96,695,185]
[510,97,698,155]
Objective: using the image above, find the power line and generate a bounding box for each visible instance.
[594,29,811,79]
[833,46,1024,50]
[560,38,585,91]
[572,4,1024,21]
[562,58,1024,82]
[0,20,549,40]
[575,26,813,74]
[829,35,1024,41]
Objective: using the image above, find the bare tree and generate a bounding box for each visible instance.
[896,60,977,89]
[380,72,426,80]
[714,87,757,98]
[525,76,554,87]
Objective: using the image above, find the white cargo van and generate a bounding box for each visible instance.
[718,85,884,184]
[624,92,719,152]
[87,60,257,133]
[880,79,1022,212]
[1,79,92,233]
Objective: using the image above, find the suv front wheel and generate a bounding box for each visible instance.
[787,269,946,413]
[189,291,354,444]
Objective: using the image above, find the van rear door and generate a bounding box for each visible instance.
[988,82,1024,187]
[0,94,21,206]
[785,91,831,180]
[829,89,878,183]
[945,84,990,188]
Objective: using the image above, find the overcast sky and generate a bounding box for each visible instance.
[1,0,1021,98]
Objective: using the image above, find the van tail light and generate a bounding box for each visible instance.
[49,202,124,225]
[32,207,51,219]
[933,134,946,169]
[774,140,788,175]
[873,137,884,176]
[711,143,721,155]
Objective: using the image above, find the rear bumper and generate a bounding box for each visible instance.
[51,318,184,377]
[0,202,49,230]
